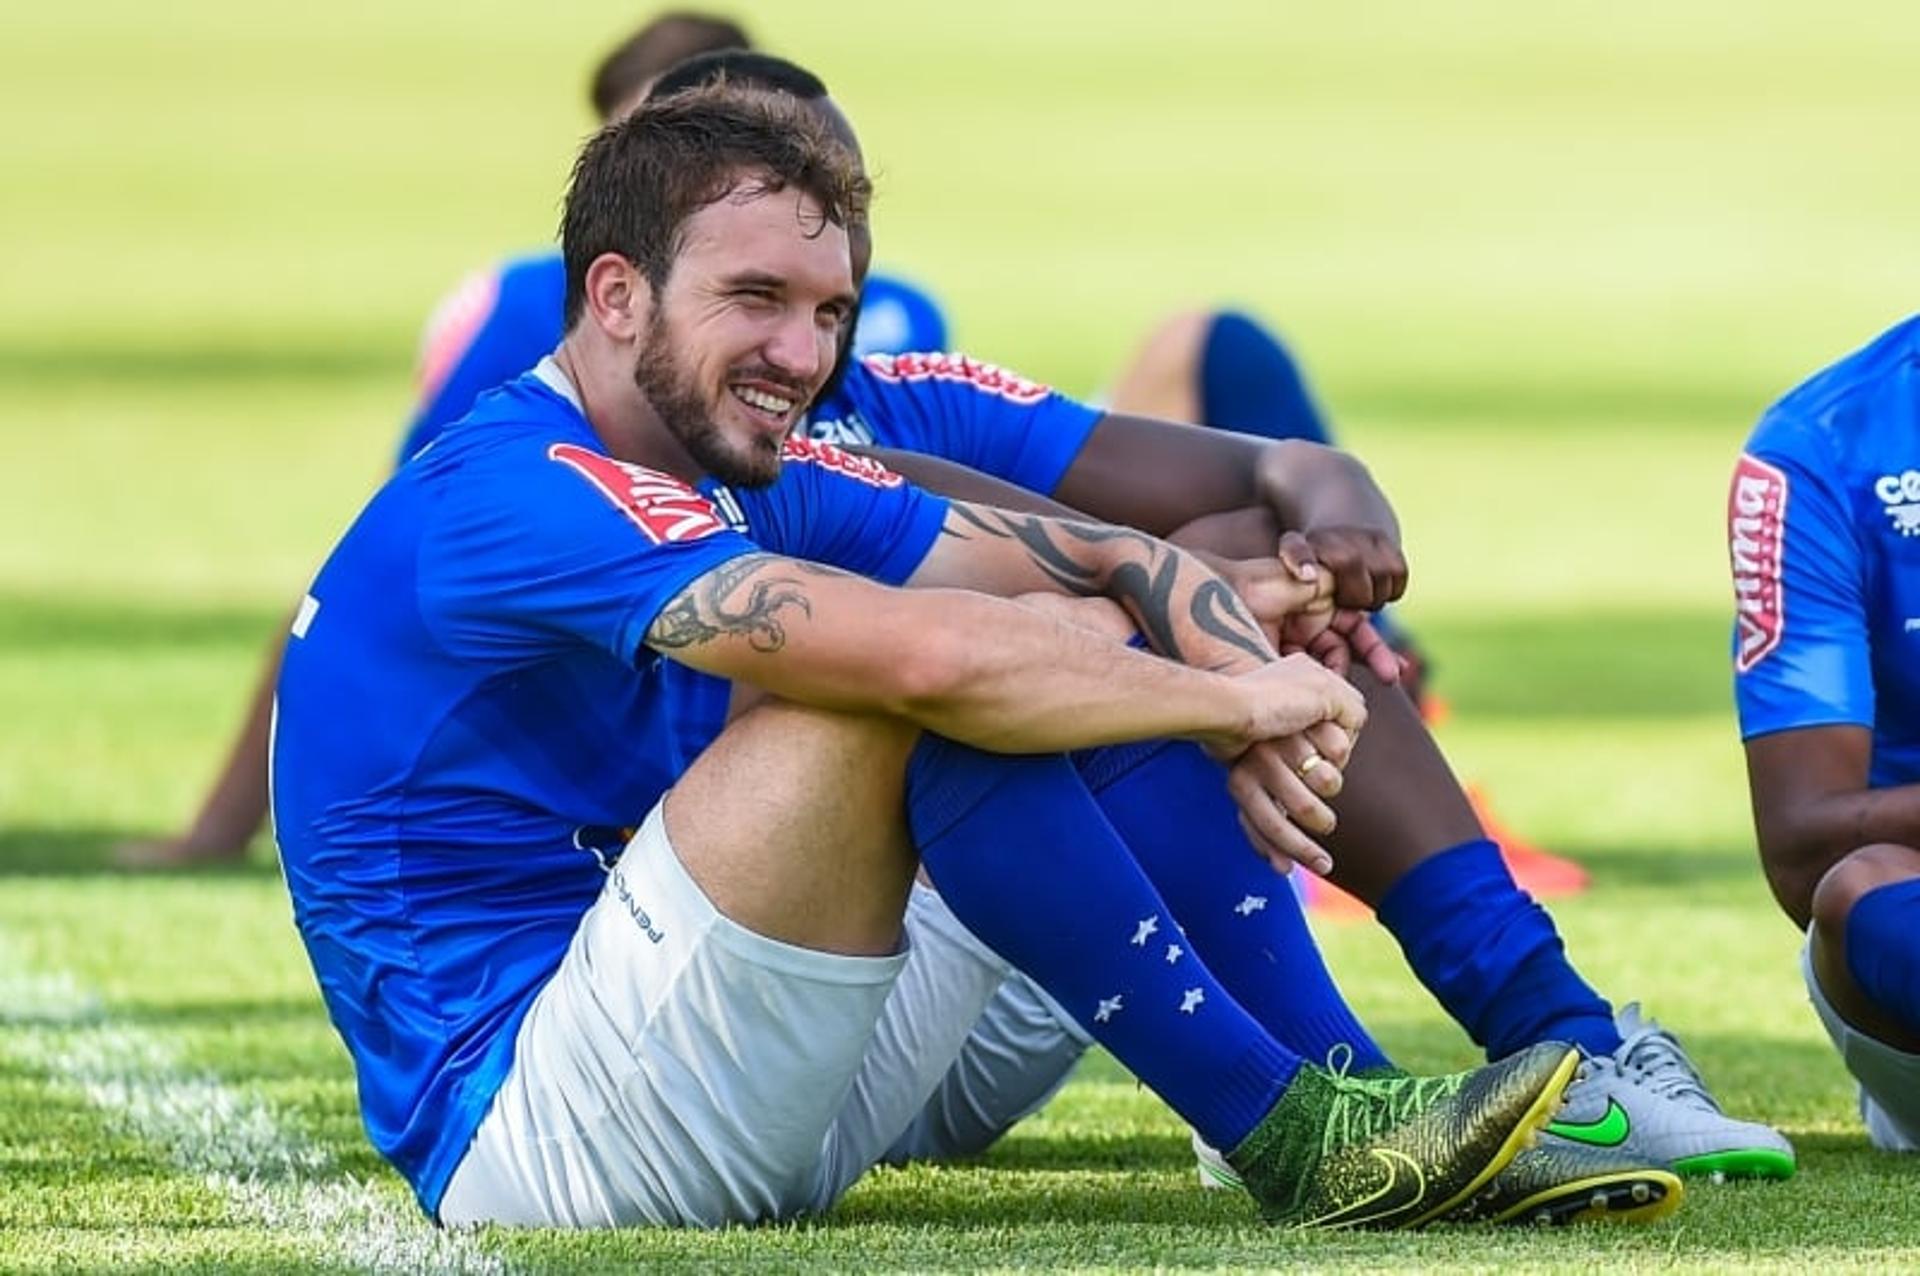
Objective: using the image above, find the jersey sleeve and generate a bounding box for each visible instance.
[396,256,568,467]
[419,438,760,666]
[853,353,1103,496]
[1729,432,1874,740]
[735,438,951,585]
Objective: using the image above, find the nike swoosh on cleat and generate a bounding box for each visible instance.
[1303,1148,1426,1229]
[1546,1099,1631,1148]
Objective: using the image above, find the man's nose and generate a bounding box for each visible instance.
[764,311,823,383]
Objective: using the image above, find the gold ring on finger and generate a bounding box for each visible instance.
[1297,753,1326,779]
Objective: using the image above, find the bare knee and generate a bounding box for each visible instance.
[1811,844,1920,938]
[665,698,923,955]
[1107,308,1214,420]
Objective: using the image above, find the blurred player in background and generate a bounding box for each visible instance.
[1732,314,1920,1153]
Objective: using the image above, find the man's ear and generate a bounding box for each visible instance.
[582,253,650,342]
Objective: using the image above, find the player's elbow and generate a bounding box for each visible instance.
[1757,836,1823,931]
[1754,805,1855,931]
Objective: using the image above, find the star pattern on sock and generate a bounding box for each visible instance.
[1179,987,1206,1014]
[1234,894,1268,917]
[1164,943,1183,964]
[1131,915,1160,946]
[1094,994,1124,1023]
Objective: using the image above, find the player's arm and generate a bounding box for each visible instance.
[906,501,1339,679]
[1728,443,1892,926]
[863,450,1345,657]
[644,548,1357,761]
[1051,416,1407,609]
[1746,728,1920,928]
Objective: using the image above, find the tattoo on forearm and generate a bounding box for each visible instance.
[1189,579,1275,665]
[948,504,1273,664]
[647,552,828,654]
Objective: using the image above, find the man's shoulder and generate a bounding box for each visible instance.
[1750,315,1920,468]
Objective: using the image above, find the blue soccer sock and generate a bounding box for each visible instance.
[1845,878,1920,1039]
[1375,839,1621,1059]
[907,735,1302,1152]
[1198,310,1333,445]
[1075,740,1392,1073]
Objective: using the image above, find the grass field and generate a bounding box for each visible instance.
[6,2,1920,1270]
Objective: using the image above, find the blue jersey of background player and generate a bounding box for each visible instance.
[274,362,950,1213]
[1733,313,1920,1153]
[1732,314,1920,787]
[400,250,949,467]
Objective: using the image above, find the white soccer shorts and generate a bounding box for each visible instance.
[1802,938,1920,1152]
[438,802,1015,1228]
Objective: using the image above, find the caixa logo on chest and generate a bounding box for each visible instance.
[1729,454,1788,672]
[1873,469,1920,538]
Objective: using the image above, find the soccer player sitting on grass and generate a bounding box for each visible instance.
[171,30,1792,1185]
[271,86,1585,1229]
[1732,314,1920,1153]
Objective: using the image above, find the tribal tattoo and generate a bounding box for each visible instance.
[944,504,1273,668]
[647,552,840,655]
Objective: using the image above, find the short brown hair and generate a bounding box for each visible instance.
[561,84,871,329]
[588,12,751,120]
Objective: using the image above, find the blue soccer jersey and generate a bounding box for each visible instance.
[803,352,1103,497]
[398,253,949,465]
[1730,314,1920,787]
[273,361,947,1215]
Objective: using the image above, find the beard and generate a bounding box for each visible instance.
[632,310,786,489]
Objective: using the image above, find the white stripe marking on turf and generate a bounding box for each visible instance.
[0,940,503,1275]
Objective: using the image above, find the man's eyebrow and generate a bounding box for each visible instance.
[719,269,855,311]
[720,270,786,290]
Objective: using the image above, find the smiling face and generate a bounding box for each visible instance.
[631,176,856,488]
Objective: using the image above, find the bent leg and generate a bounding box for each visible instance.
[1809,844,1920,1053]
[443,700,924,1228]
[1108,308,1331,444]
[1805,843,1920,1149]
[1333,673,1621,1059]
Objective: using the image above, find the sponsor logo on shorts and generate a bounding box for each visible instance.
[1873,468,1920,538]
[547,443,727,544]
[611,867,666,944]
[861,351,1051,405]
[780,436,903,488]
[1729,453,1788,673]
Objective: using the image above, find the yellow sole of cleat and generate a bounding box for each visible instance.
[1403,1046,1582,1230]
[1489,1170,1685,1227]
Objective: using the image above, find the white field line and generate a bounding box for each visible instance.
[0,940,503,1275]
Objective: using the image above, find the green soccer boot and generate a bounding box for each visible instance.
[1227,1041,1579,1230]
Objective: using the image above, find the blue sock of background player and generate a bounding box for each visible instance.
[1375,841,1620,1059]
[1071,739,1392,1072]
[1844,878,1920,1038]
[907,736,1304,1154]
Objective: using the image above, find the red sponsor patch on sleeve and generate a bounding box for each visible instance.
[547,443,727,544]
[860,351,1051,405]
[1728,452,1789,673]
[780,436,904,488]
